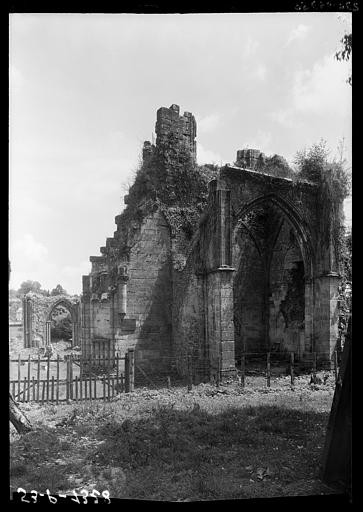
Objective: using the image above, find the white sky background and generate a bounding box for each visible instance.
[9,13,352,295]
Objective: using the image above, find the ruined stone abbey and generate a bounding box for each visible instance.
[75,104,343,380]
[23,104,344,381]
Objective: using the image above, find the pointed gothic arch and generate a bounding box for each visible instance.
[44,297,80,347]
[232,193,316,358]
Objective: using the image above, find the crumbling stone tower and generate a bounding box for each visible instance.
[155,104,197,161]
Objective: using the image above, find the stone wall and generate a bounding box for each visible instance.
[171,243,205,380]
[82,210,173,373]
[118,211,173,372]
[268,221,305,358]
[233,229,265,356]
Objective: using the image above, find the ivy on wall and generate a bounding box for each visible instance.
[294,140,352,351]
[279,262,305,328]
[255,153,295,179]
[293,140,351,272]
[114,134,218,262]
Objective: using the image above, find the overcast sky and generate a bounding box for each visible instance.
[9,12,352,295]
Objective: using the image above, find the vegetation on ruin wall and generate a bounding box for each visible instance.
[294,140,352,343]
[116,133,219,260]
[255,154,295,179]
[294,139,351,277]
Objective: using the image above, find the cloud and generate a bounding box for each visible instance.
[269,109,294,127]
[10,65,25,89]
[198,114,220,134]
[292,55,351,116]
[243,130,273,156]
[12,233,48,263]
[108,130,125,148]
[253,64,267,81]
[62,260,91,278]
[270,54,351,127]
[344,196,352,227]
[286,24,311,45]
[197,144,223,165]
[9,233,59,291]
[242,36,259,58]
[61,260,91,294]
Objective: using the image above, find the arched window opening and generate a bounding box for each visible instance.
[44,299,80,349]
[50,304,72,346]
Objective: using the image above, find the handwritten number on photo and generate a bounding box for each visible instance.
[46,489,57,504]
[17,488,30,503]
[102,490,111,504]
[90,489,100,503]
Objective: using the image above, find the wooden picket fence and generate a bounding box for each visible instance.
[9,349,135,404]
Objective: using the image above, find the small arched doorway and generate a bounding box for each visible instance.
[44,298,80,348]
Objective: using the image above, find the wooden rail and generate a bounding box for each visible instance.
[9,351,132,403]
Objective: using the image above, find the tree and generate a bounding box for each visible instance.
[258,153,294,179]
[9,393,32,434]
[18,280,43,296]
[294,139,330,182]
[335,32,352,86]
[50,284,67,296]
[9,289,18,300]
[51,314,72,341]
[9,264,32,434]
[340,228,352,288]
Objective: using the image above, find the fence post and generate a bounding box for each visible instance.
[17,354,21,399]
[56,354,60,405]
[290,352,295,387]
[334,350,339,384]
[75,376,78,403]
[70,354,73,400]
[46,355,50,403]
[216,356,221,388]
[125,351,130,393]
[129,349,135,392]
[116,353,119,392]
[240,351,245,388]
[37,355,40,403]
[22,377,27,403]
[80,374,83,401]
[66,358,70,401]
[41,380,45,404]
[312,351,317,375]
[51,376,55,403]
[27,356,31,401]
[266,352,271,388]
[187,355,193,392]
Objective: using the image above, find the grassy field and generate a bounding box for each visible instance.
[10,375,340,502]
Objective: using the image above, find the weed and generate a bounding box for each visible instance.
[10,461,27,478]
[10,389,334,501]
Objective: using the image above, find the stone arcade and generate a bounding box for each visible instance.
[46,105,345,380]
